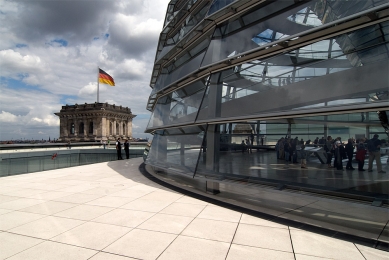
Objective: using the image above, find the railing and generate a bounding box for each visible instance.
[0,143,148,177]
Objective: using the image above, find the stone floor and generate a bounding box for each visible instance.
[0,158,388,260]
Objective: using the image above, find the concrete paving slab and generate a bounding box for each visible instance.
[227,244,294,260]
[295,254,334,259]
[9,216,84,239]
[108,188,152,198]
[233,223,293,252]
[51,221,131,250]
[79,186,127,196]
[181,218,238,242]
[240,213,288,229]
[0,194,20,203]
[2,189,47,198]
[54,204,113,221]
[26,190,74,200]
[160,202,206,217]
[92,208,155,228]
[158,235,230,260]
[104,229,177,260]
[137,213,193,234]
[120,198,173,212]
[89,252,136,260]
[0,187,23,194]
[19,200,78,215]
[6,241,97,260]
[0,208,13,216]
[197,205,242,223]
[290,229,365,260]
[140,190,184,202]
[86,195,135,208]
[175,195,209,205]
[355,244,389,260]
[0,198,46,210]
[52,193,103,204]
[0,232,43,260]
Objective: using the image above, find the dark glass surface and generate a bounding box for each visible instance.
[145,126,205,175]
[195,111,389,198]
[146,77,208,130]
[202,0,386,66]
[153,51,207,94]
[208,0,236,16]
[197,22,389,120]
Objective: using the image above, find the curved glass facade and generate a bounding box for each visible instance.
[145,0,389,243]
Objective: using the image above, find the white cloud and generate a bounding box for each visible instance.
[0,111,19,122]
[0,49,44,79]
[0,0,169,140]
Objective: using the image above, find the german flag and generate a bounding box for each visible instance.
[99,68,115,86]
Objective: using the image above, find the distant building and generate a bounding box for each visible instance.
[55,103,136,142]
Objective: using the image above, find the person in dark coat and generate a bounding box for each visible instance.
[124,139,130,159]
[291,138,297,163]
[116,138,123,160]
[284,139,291,164]
[333,141,346,171]
[325,136,334,168]
[356,141,367,171]
[345,139,355,170]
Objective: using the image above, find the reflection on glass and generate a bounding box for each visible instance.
[252,29,289,46]
[146,126,205,175]
[208,0,236,16]
[200,22,389,119]
[195,111,388,197]
[147,77,209,130]
[202,0,387,66]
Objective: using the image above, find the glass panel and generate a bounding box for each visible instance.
[146,77,209,130]
[196,22,389,121]
[196,111,388,199]
[145,126,205,176]
[202,0,387,66]
[166,3,211,47]
[208,0,237,16]
[153,51,207,94]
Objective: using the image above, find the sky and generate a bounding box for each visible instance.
[0,0,170,141]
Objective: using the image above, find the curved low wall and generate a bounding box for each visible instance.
[0,145,146,176]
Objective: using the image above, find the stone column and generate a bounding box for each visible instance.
[74,119,78,137]
[113,119,117,137]
[119,120,122,136]
[127,118,133,138]
[101,117,107,140]
[83,117,87,136]
[60,117,67,140]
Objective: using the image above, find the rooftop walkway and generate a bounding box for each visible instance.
[0,158,387,260]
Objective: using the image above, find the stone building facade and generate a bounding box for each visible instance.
[55,103,136,142]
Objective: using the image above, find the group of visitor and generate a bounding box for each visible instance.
[275,135,386,173]
[100,138,131,160]
[115,138,130,160]
[275,137,302,165]
[324,135,385,173]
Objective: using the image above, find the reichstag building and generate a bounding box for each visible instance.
[144,0,389,243]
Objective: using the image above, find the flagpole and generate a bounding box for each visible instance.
[97,66,100,103]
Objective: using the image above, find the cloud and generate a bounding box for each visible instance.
[0,0,170,140]
[6,0,117,45]
[0,49,44,79]
[79,82,98,96]
[107,15,162,60]
[0,111,19,122]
